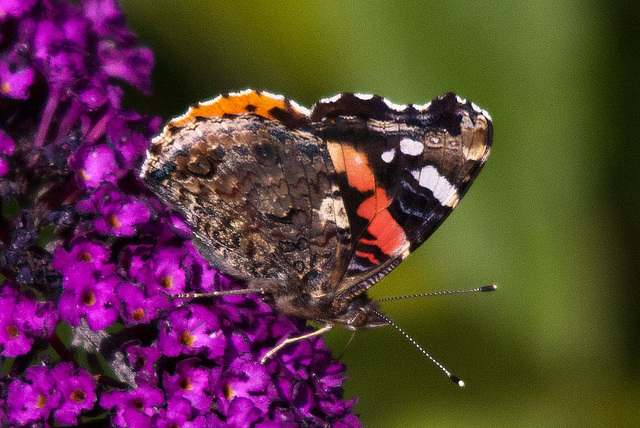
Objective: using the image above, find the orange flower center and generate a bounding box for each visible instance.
[179,377,192,391]
[6,325,19,338]
[132,308,145,321]
[179,331,195,347]
[223,384,235,399]
[36,395,47,409]
[82,291,96,306]
[160,276,173,289]
[71,389,86,403]
[78,169,90,180]
[107,215,121,228]
[78,252,93,262]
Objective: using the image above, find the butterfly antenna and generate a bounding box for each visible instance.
[372,309,465,387]
[376,284,497,303]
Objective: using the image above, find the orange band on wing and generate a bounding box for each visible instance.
[355,250,379,264]
[360,210,408,256]
[327,143,376,192]
[168,90,310,128]
[356,188,393,221]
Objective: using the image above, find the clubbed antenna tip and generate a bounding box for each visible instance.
[451,375,465,387]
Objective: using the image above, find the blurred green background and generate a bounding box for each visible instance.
[119,1,640,426]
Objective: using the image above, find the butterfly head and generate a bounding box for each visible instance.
[337,294,389,331]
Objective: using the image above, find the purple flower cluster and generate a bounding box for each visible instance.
[0,0,361,426]
[5,362,96,425]
[0,283,58,357]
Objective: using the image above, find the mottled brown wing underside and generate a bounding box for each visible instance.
[142,113,352,297]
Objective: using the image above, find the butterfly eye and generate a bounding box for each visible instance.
[348,310,368,328]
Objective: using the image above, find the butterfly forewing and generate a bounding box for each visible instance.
[309,93,492,304]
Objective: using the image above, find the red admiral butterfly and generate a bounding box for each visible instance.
[141,90,493,385]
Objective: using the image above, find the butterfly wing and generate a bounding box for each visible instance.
[309,93,493,306]
[142,91,352,297]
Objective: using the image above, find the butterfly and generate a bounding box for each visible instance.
[141,89,493,383]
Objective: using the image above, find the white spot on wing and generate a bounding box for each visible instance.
[383,98,407,112]
[318,193,349,230]
[410,166,458,207]
[355,93,375,100]
[251,89,284,101]
[470,101,492,120]
[381,148,395,163]
[317,197,334,224]
[319,94,343,103]
[415,101,431,111]
[260,90,311,116]
[399,138,424,156]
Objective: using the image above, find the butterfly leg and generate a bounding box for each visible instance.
[260,323,333,364]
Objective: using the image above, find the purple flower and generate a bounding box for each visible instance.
[13,294,59,337]
[100,382,165,428]
[0,283,59,357]
[80,187,151,236]
[50,363,97,425]
[84,0,153,93]
[215,354,270,415]
[0,0,37,19]
[53,238,112,272]
[122,342,163,385]
[0,285,33,357]
[70,144,122,189]
[115,282,171,324]
[158,305,226,360]
[0,313,34,357]
[5,366,60,425]
[98,38,154,94]
[0,0,361,425]
[162,358,212,414]
[134,246,191,296]
[334,414,364,428]
[58,271,121,331]
[152,396,205,428]
[226,397,264,427]
[33,19,87,90]
[0,62,35,99]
